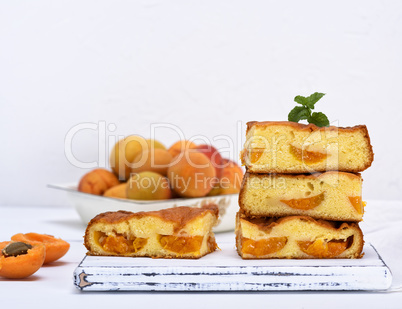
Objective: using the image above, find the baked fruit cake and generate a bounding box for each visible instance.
[239,171,364,221]
[241,121,373,173]
[236,213,364,259]
[84,204,219,259]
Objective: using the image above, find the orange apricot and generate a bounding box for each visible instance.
[131,148,173,176]
[195,144,223,178]
[208,159,243,196]
[159,235,204,255]
[110,136,166,181]
[167,150,217,197]
[103,183,127,199]
[281,192,325,210]
[11,233,70,264]
[126,172,172,200]
[167,140,197,159]
[298,238,349,258]
[78,168,120,195]
[242,237,288,256]
[146,139,166,150]
[290,145,327,164]
[349,196,364,214]
[0,241,45,279]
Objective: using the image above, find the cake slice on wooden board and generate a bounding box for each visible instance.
[239,171,364,222]
[241,121,373,174]
[235,213,364,259]
[84,204,219,259]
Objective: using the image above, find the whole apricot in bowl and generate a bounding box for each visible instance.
[78,168,120,195]
[127,171,171,200]
[110,136,166,181]
[167,150,217,198]
[131,148,173,176]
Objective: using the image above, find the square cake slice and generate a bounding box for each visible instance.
[241,121,373,173]
[239,171,364,221]
[236,213,364,259]
[84,204,219,259]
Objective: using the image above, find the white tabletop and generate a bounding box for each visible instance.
[1,200,402,308]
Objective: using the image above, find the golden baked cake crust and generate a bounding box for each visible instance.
[239,171,364,221]
[235,213,364,259]
[84,205,219,259]
[241,121,374,174]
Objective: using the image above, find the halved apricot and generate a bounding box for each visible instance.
[158,235,204,254]
[11,233,70,264]
[281,192,325,210]
[298,237,351,258]
[0,241,45,279]
[242,237,288,256]
[290,145,327,164]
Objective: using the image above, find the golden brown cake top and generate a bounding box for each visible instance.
[87,204,219,232]
[246,121,369,135]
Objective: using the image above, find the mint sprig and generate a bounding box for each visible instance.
[288,92,329,127]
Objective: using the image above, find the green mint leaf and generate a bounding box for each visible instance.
[288,106,311,123]
[294,95,309,106]
[306,92,325,109]
[308,112,329,127]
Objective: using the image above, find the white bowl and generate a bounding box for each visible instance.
[48,183,238,233]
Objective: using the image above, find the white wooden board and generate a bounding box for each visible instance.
[73,242,392,291]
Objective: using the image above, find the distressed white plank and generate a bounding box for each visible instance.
[73,243,392,291]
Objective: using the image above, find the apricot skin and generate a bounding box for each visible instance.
[195,144,223,178]
[0,241,45,279]
[110,136,166,181]
[208,159,243,196]
[167,140,197,159]
[126,171,172,200]
[78,168,120,195]
[167,150,217,198]
[131,148,173,176]
[146,139,166,150]
[103,183,127,199]
[11,233,70,264]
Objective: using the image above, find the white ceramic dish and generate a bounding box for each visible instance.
[48,183,238,232]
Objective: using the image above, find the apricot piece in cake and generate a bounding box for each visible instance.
[97,232,148,254]
[280,192,325,210]
[158,235,204,255]
[241,237,288,257]
[289,145,327,164]
[298,237,352,258]
[349,196,364,214]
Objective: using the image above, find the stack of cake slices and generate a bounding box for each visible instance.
[236,121,374,259]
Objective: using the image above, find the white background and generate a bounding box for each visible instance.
[1,0,401,207]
